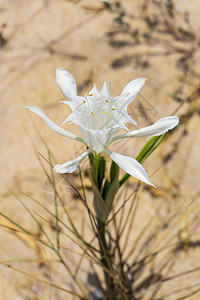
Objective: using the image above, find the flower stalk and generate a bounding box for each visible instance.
[97,218,115,298]
[89,153,116,298]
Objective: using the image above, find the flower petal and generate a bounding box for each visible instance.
[111,116,179,142]
[62,112,81,125]
[25,105,85,143]
[55,68,77,100]
[104,150,155,187]
[54,149,90,173]
[120,78,146,105]
[100,82,109,95]
[59,100,78,111]
[89,83,99,95]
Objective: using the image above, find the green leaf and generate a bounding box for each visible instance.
[91,153,101,187]
[105,165,119,213]
[110,161,119,182]
[98,156,106,191]
[88,152,94,166]
[91,176,110,222]
[102,179,111,200]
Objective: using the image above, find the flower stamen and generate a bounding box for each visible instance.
[106,99,111,103]
[87,93,93,96]
[90,111,94,118]
[103,111,109,117]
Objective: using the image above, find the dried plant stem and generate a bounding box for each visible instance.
[0,212,86,296]
[48,149,60,252]
[0,262,83,298]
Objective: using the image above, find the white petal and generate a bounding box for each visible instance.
[59,100,77,111]
[89,84,99,94]
[112,116,179,142]
[100,82,108,95]
[55,68,77,100]
[120,78,146,104]
[62,112,80,125]
[113,110,137,128]
[54,149,90,174]
[104,150,155,187]
[25,105,85,143]
[59,98,83,111]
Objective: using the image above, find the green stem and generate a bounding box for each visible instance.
[89,153,116,298]
[97,219,115,299]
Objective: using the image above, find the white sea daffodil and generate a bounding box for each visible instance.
[26,68,179,187]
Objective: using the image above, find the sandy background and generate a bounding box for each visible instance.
[0,0,200,299]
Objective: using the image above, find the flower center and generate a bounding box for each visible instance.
[75,91,120,131]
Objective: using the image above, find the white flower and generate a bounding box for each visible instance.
[25,68,179,187]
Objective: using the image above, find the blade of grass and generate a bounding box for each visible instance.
[107,189,137,226]
[0,211,86,294]
[0,212,54,250]
[118,183,140,241]
[10,190,54,248]
[23,192,99,255]
[32,209,102,266]
[119,185,141,252]
[0,262,83,298]
[47,148,60,252]
[0,259,59,264]
[23,121,86,251]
